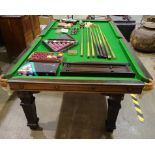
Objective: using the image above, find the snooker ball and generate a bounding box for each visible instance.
[58,52,63,56]
[47,55,52,59]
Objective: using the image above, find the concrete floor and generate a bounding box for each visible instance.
[0,16,155,139]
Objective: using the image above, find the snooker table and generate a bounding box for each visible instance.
[0,19,153,132]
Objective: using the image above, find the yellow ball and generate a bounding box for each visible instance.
[47,55,52,58]
[58,53,63,56]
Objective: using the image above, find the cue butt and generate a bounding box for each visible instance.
[97,25,113,59]
[96,27,108,58]
[80,28,84,57]
[93,27,104,58]
[92,28,102,57]
[98,25,116,59]
[90,28,95,57]
[87,28,90,58]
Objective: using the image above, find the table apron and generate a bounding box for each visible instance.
[8,80,144,94]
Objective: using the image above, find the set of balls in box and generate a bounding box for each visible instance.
[18,52,63,76]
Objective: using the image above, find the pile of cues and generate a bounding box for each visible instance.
[80,23,116,59]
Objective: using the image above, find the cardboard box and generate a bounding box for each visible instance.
[39,16,53,25]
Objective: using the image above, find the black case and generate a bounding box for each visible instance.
[34,62,59,76]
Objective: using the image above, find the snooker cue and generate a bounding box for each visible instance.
[87,28,90,58]
[96,27,108,58]
[80,28,84,57]
[98,25,116,59]
[91,27,100,57]
[96,25,111,59]
[94,26,107,58]
[90,28,95,57]
[93,27,104,58]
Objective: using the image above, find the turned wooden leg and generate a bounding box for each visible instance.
[106,94,124,132]
[17,91,40,130]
